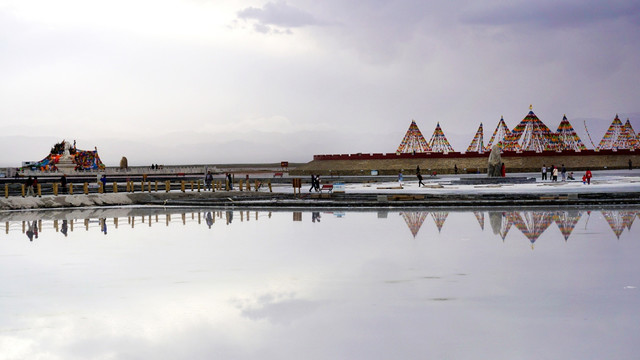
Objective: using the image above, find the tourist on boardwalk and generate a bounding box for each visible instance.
[398,171,404,186]
[60,174,67,194]
[541,165,547,180]
[315,175,321,191]
[585,169,592,184]
[100,175,107,191]
[454,164,458,175]
[417,172,424,187]
[25,176,34,197]
[561,164,566,181]
[227,173,233,190]
[552,166,558,182]
[205,171,213,191]
[568,171,575,180]
[32,177,39,196]
[501,163,506,177]
[309,174,316,192]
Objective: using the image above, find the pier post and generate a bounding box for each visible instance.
[181,180,185,192]
[83,182,88,195]
[239,180,243,191]
[69,184,73,195]
[4,184,8,198]
[99,183,104,194]
[53,183,58,196]
[148,181,152,193]
[197,180,201,192]
[141,181,145,192]
[21,184,25,197]
[165,180,170,192]
[247,181,251,191]
[113,182,118,193]
[190,180,194,192]
[155,181,158,192]
[268,180,272,192]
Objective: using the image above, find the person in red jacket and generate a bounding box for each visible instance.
[585,169,592,185]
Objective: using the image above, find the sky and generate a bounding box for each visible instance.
[1,0,639,166]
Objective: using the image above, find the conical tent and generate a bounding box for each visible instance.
[553,211,582,241]
[431,211,449,233]
[602,210,626,239]
[396,120,430,154]
[485,116,510,151]
[503,107,558,152]
[466,123,485,153]
[507,211,554,246]
[427,122,455,153]
[474,211,485,230]
[623,118,639,150]
[598,115,636,150]
[401,212,429,238]
[556,115,587,151]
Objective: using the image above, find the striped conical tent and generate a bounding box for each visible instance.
[427,122,455,153]
[503,106,558,152]
[466,123,485,153]
[553,210,582,241]
[507,211,554,247]
[401,212,429,238]
[602,210,626,239]
[623,118,640,150]
[431,211,449,233]
[598,114,636,150]
[396,120,430,154]
[485,116,511,151]
[474,211,485,230]
[556,115,587,151]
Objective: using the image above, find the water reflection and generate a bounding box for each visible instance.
[1,207,638,244]
[1,206,639,359]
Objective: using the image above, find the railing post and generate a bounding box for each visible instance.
[69,183,74,195]
[181,180,185,192]
[84,182,88,194]
[113,182,118,193]
[53,183,58,196]
[165,180,170,192]
[21,184,25,197]
[5,184,8,198]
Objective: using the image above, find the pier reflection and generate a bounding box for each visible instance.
[1,207,638,245]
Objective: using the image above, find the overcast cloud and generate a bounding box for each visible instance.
[1,0,639,166]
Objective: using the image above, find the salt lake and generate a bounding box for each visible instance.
[1,206,639,359]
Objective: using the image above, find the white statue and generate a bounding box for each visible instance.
[63,140,72,157]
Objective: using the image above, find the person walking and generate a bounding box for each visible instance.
[100,175,107,192]
[25,176,34,197]
[309,174,316,192]
[541,165,547,181]
[585,169,592,184]
[417,172,424,187]
[454,164,458,175]
[501,163,506,177]
[205,171,213,191]
[314,175,321,192]
[398,171,404,186]
[552,166,558,182]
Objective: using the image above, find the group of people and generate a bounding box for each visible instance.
[309,174,321,192]
[541,164,588,183]
[541,164,567,181]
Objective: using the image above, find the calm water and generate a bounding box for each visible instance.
[1,206,639,359]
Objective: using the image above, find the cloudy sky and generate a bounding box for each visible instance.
[1,0,639,166]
